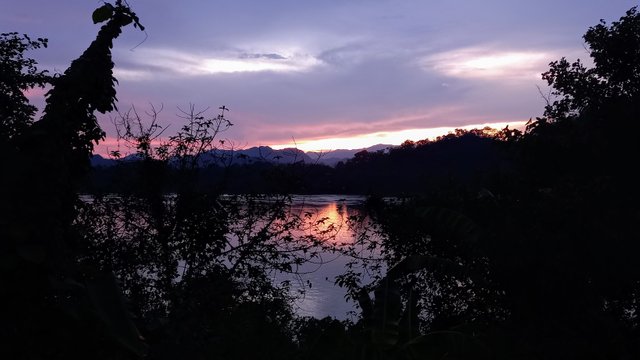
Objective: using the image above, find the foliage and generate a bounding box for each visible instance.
[85,125,525,196]
[333,128,514,195]
[540,6,640,122]
[0,32,50,142]
[5,3,640,359]
[339,198,502,326]
[335,6,640,359]
[74,101,351,358]
[525,6,640,185]
[1,1,147,358]
[36,1,146,167]
[355,257,492,360]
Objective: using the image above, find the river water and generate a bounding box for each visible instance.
[276,195,377,320]
[80,193,383,320]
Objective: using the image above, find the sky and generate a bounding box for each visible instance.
[4,0,639,153]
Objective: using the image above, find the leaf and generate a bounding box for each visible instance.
[16,243,46,263]
[386,255,463,281]
[370,279,402,349]
[92,4,114,24]
[87,272,147,356]
[417,206,479,243]
[401,330,489,360]
[120,16,133,27]
[357,288,373,319]
[0,253,18,269]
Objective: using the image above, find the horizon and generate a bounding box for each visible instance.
[91,120,528,158]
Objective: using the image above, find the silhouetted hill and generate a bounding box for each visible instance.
[90,144,394,168]
[90,154,115,167]
[307,144,392,166]
[84,132,507,195]
[330,132,511,195]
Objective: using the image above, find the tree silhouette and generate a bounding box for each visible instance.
[0,32,50,142]
[525,6,640,183]
[336,7,640,359]
[1,2,146,358]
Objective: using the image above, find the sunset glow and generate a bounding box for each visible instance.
[270,121,526,151]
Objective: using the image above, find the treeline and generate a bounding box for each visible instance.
[82,127,517,196]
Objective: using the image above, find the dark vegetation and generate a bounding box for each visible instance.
[84,127,513,196]
[2,2,640,358]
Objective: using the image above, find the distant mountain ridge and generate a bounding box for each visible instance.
[306,144,392,166]
[90,144,393,168]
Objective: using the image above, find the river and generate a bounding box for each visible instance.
[80,193,384,320]
[276,194,377,320]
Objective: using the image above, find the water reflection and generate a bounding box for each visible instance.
[291,199,352,245]
[279,195,373,320]
[81,193,377,320]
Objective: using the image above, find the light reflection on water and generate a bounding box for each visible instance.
[277,195,378,320]
[80,193,381,320]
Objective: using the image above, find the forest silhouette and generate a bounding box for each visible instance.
[2,1,640,359]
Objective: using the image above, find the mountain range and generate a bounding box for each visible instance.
[90,144,393,168]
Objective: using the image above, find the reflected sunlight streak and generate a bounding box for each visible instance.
[313,202,352,244]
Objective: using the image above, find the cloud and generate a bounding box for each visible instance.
[241,105,512,145]
[200,56,318,74]
[424,46,552,80]
[239,53,287,60]
[317,42,376,67]
[113,68,154,81]
[114,47,323,79]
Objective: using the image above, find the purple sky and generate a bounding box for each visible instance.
[4,0,639,152]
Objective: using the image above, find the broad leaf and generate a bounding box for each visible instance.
[92,4,114,24]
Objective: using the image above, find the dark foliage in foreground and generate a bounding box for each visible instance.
[3,3,640,360]
[2,2,148,358]
[334,7,640,359]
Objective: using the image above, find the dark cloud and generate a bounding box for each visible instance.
[239,53,287,60]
